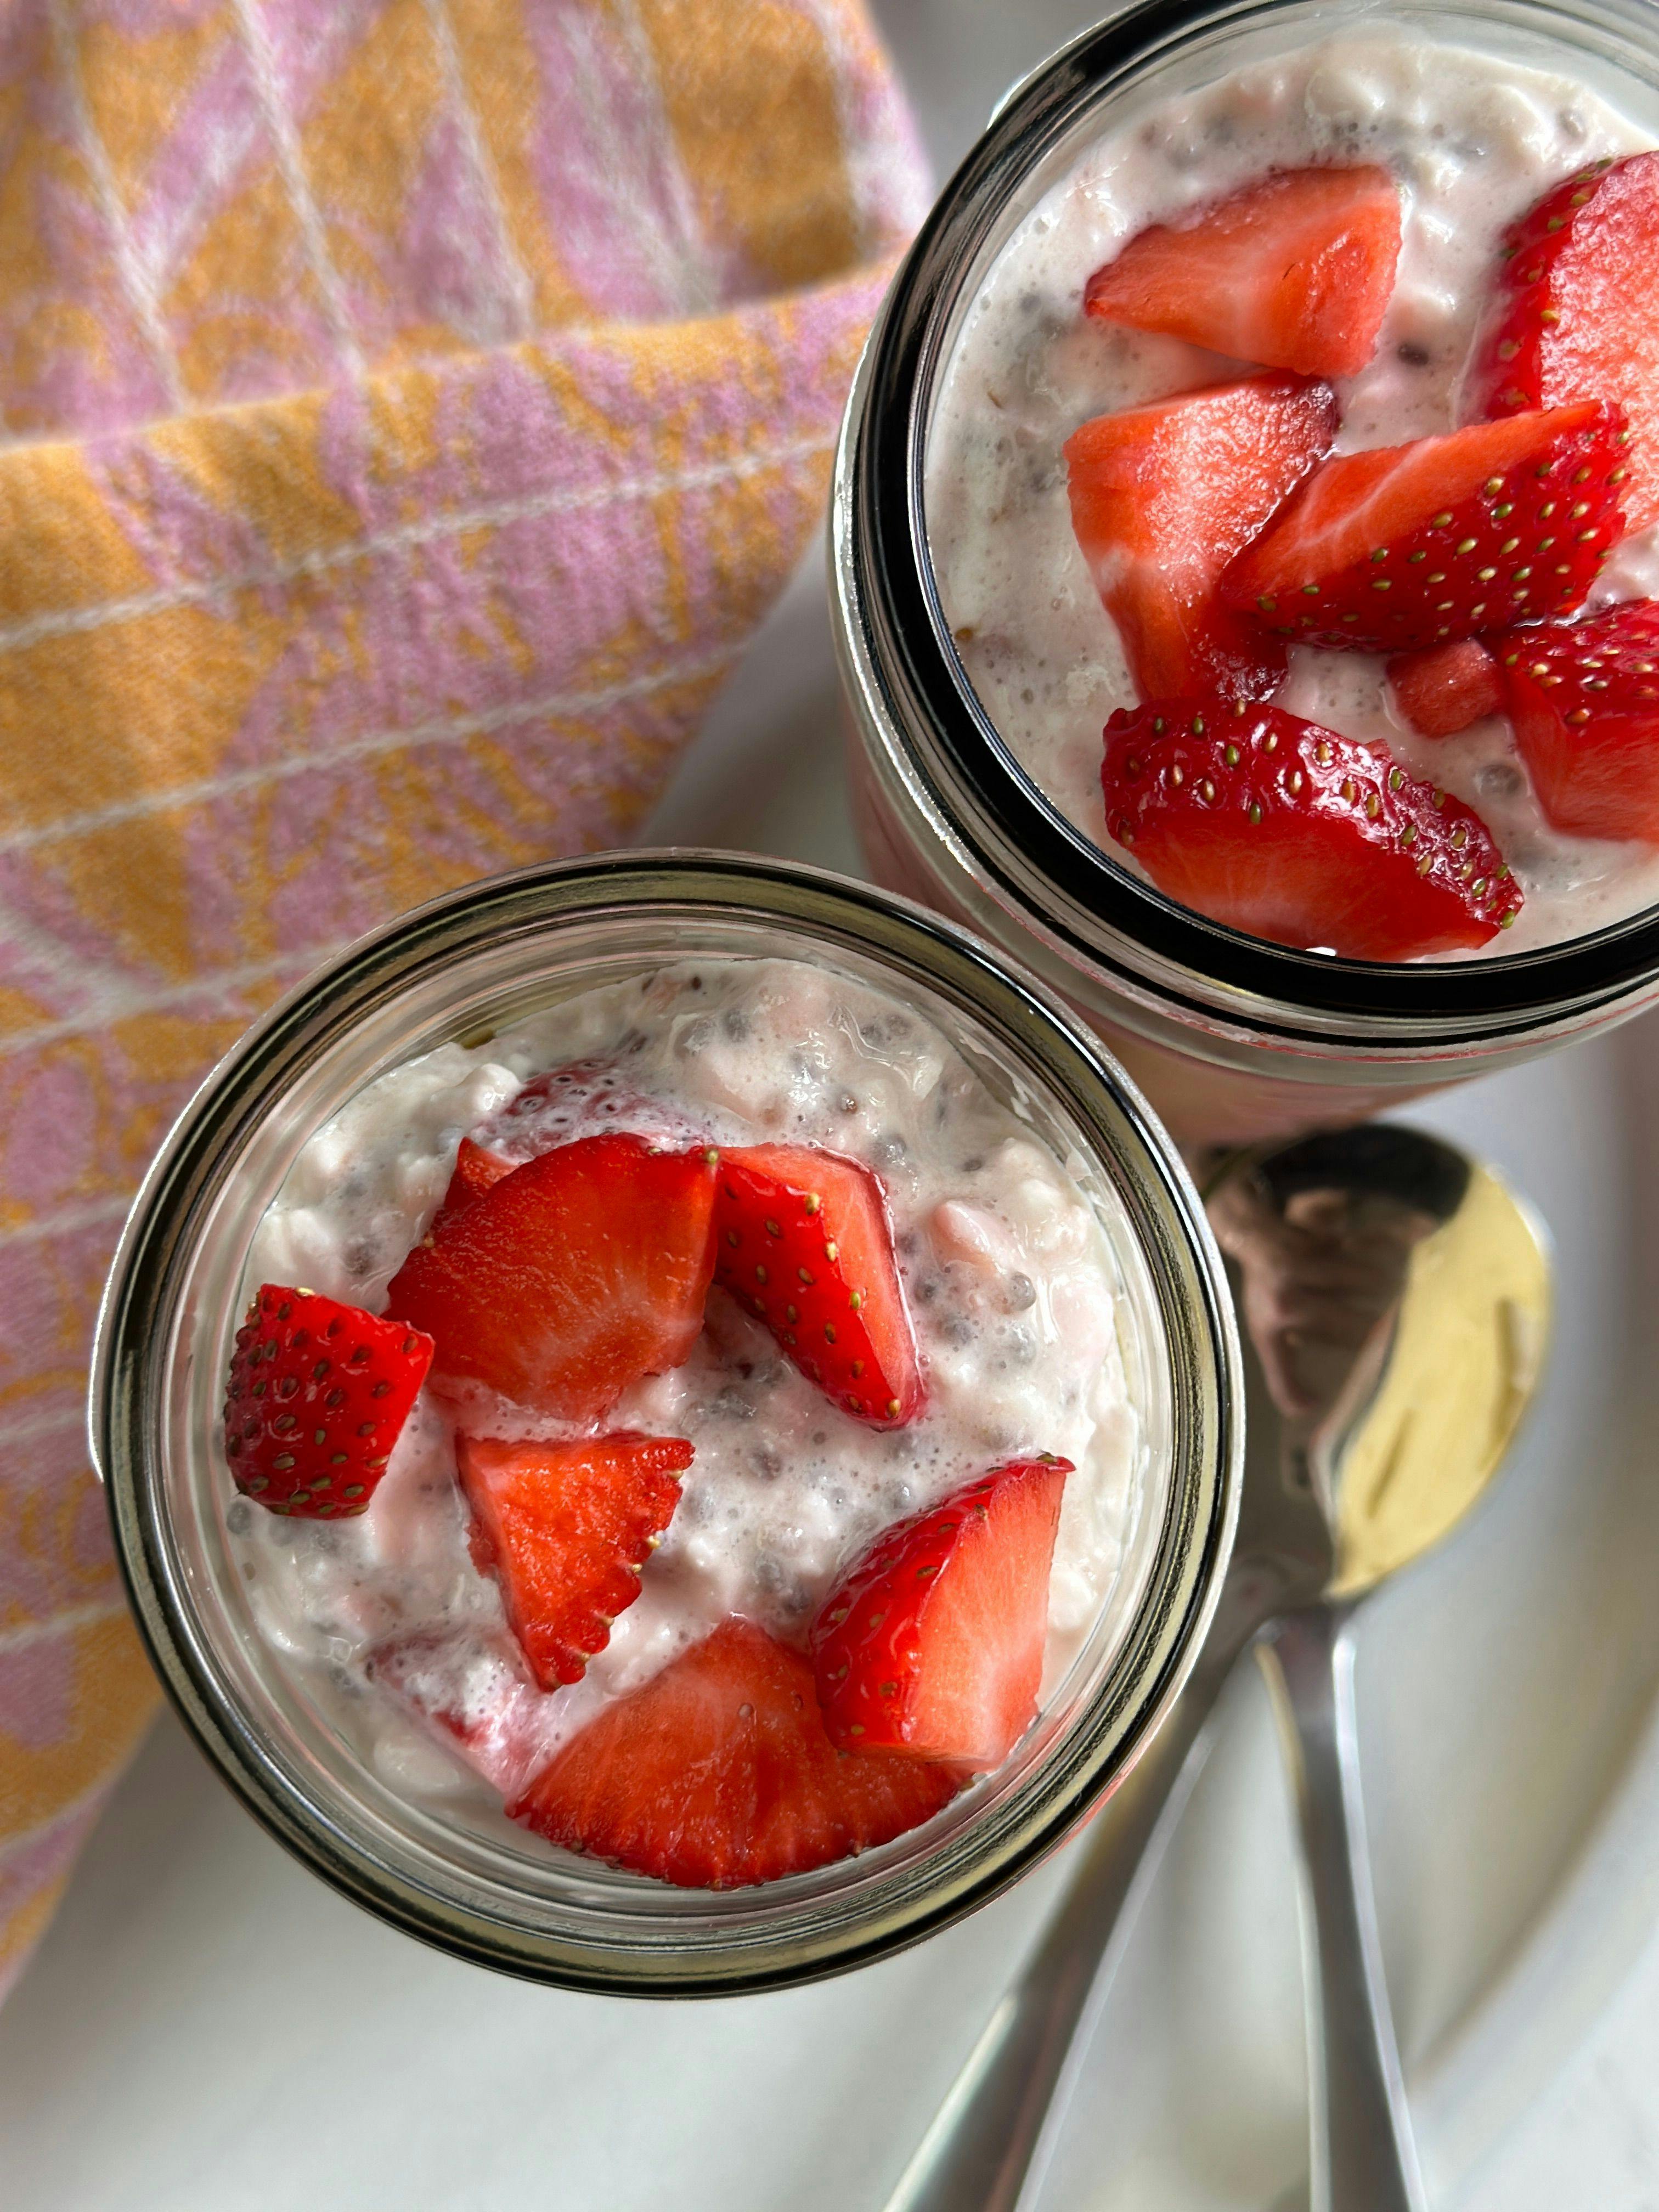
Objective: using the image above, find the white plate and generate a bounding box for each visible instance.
[4,8,1658,2200]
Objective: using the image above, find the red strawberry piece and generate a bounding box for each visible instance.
[223,1285,433,1517]
[456,1430,690,1690]
[1101,697,1523,957]
[1084,165,1402,379]
[1386,639,1505,737]
[1387,600,1659,842]
[366,1628,558,1799]
[1065,373,1338,702]
[428,1137,513,1239]
[1473,153,1659,532]
[1498,600,1659,842]
[810,1456,1071,1771]
[509,1617,960,1888]
[712,1144,923,1426]
[471,1055,704,1164]
[385,1133,718,1420]
[1222,403,1628,652]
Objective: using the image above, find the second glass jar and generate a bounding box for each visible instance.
[834,0,1659,1144]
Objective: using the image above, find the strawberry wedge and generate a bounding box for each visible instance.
[1503,602,1659,842]
[1223,403,1628,653]
[1474,153,1659,532]
[811,1456,1071,1771]
[223,1286,433,1518]
[1065,373,1338,702]
[1084,165,1402,378]
[385,1133,718,1421]
[510,1618,960,1888]
[1392,600,1659,843]
[1102,697,1522,956]
[457,1432,691,1689]
[713,1144,923,1426]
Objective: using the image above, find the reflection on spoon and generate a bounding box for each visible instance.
[1207,1127,1456,1422]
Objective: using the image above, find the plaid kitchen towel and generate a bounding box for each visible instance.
[0,0,927,2004]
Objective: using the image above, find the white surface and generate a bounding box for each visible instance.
[4,5,1658,2205]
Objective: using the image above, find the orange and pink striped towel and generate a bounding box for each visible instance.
[0,0,927,2004]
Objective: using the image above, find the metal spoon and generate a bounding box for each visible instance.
[881,1123,1550,2212]
[1249,1142,1550,2210]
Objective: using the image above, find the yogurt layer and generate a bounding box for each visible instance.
[926,31,1659,956]
[230,957,1148,1814]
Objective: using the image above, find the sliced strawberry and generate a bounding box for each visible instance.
[1084,165,1402,378]
[471,1056,703,1164]
[428,1137,513,1239]
[384,1133,718,1420]
[1065,373,1338,701]
[712,1144,923,1426]
[1101,697,1523,957]
[810,1456,1071,1771]
[1388,601,1659,843]
[456,1431,690,1689]
[1386,639,1505,737]
[223,1285,432,1517]
[1474,153,1659,532]
[366,1627,558,1798]
[509,1617,961,1888]
[1499,600,1659,842]
[1223,403,1628,652]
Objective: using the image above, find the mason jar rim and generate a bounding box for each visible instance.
[89,849,1242,1995]
[839,0,1659,1049]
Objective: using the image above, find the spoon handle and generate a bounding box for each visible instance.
[1260,1605,1428,2212]
[879,1629,1249,2212]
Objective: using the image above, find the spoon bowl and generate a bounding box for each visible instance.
[1206,1127,1550,1602]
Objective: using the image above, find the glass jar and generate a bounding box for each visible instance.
[833,0,1659,1147]
[91,851,1240,1996]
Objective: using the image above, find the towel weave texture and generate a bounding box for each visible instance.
[0,0,926,2002]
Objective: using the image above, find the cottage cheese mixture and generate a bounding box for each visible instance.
[927,33,1659,955]
[227,958,1146,1854]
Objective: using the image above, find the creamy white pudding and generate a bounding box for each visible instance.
[228,956,1148,1815]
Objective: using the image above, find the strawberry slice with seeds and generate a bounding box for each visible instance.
[366,1627,559,1799]
[1386,639,1506,737]
[427,1137,513,1239]
[712,1144,923,1426]
[1424,592,1659,840]
[456,1431,691,1689]
[385,1133,718,1420]
[223,1285,433,1517]
[1474,153,1659,532]
[810,1456,1071,1771]
[1084,165,1402,378]
[1101,697,1523,957]
[1222,402,1628,652]
[509,1617,960,1888]
[1389,601,1659,842]
[1065,373,1338,701]
[1499,599,1659,840]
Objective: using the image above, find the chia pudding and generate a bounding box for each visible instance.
[222,956,1148,1887]
[927,31,1659,958]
